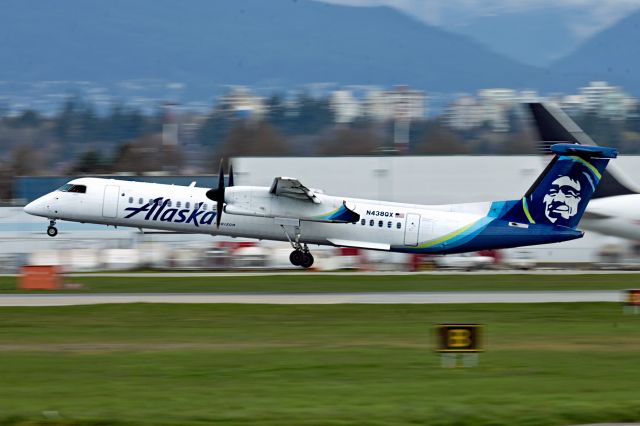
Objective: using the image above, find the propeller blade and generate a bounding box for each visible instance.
[206,159,226,202]
[216,201,223,228]
[218,160,225,191]
[206,159,227,228]
[217,160,226,228]
[228,164,234,187]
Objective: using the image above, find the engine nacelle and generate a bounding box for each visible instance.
[223,187,359,223]
[224,204,269,217]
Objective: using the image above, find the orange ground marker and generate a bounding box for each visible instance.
[18,265,62,290]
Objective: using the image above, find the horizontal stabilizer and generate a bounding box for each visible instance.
[550,143,617,159]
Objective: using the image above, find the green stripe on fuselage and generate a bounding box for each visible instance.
[315,205,342,220]
[417,220,477,249]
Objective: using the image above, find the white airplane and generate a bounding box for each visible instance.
[528,103,640,240]
[24,143,616,268]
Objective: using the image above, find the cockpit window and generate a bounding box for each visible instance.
[70,185,86,193]
[58,184,87,194]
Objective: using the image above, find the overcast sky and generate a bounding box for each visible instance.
[320,0,640,40]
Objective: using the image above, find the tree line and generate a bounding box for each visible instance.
[1,93,640,200]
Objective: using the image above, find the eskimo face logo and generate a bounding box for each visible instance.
[543,176,582,223]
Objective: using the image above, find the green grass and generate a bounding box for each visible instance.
[1,303,640,425]
[2,273,640,294]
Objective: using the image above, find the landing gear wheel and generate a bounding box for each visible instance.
[289,250,304,266]
[300,252,314,269]
[47,226,58,237]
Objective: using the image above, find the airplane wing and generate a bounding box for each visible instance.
[328,239,390,251]
[269,177,321,204]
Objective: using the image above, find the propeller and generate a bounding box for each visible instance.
[205,160,235,228]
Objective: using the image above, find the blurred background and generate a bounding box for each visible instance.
[2,0,640,272]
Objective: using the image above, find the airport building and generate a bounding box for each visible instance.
[328,86,427,124]
[578,81,637,120]
[444,89,539,132]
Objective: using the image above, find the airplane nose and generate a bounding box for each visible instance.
[23,200,37,215]
[23,198,49,217]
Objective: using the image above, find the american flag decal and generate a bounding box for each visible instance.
[395,213,405,218]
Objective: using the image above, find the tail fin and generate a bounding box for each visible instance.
[527,102,639,199]
[503,143,617,228]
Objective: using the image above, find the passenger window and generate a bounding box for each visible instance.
[138,198,143,205]
[396,222,401,229]
[360,219,365,226]
[128,197,133,204]
[378,220,383,227]
[177,201,181,208]
[369,220,374,226]
[387,221,392,228]
[167,200,172,207]
[186,202,190,209]
[149,199,153,205]
[203,203,207,210]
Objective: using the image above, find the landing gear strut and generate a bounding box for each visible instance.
[47,220,58,237]
[281,225,314,269]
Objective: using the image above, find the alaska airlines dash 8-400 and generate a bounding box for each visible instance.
[24,143,616,268]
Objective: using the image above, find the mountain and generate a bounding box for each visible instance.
[450,6,587,67]
[0,0,552,100]
[551,9,640,93]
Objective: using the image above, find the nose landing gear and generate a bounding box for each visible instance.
[281,225,314,269]
[47,220,58,237]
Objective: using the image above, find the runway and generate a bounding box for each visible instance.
[0,290,623,306]
[1,270,639,278]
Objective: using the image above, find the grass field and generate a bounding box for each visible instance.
[2,302,640,425]
[1,273,640,293]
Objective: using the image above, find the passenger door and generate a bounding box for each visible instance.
[404,213,420,246]
[102,185,120,218]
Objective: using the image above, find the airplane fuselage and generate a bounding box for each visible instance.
[581,194,640,241]
[24,177,584,255]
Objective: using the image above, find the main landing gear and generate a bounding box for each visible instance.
[47,220,58,237]
[289,246,314,269]
[281,225,314,269]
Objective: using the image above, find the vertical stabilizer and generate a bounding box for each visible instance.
[503,143,617,229]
